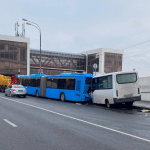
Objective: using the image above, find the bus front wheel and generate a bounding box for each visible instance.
[60,93,65,102]
[105,100,111,108]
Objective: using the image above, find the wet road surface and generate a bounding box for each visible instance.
[0,93,150,150]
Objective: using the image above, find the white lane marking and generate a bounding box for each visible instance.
[0,96,150,143]
[3,119,17,127]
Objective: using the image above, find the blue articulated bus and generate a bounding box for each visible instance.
[20,73,93,102]
[19,73,46,97]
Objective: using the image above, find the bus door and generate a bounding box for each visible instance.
[75,77,83,101]
[40,76,47,97]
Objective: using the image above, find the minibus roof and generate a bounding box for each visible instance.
[93,71,138,78]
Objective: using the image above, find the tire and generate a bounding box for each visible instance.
[105,100,111,108]
[5,93,7,96]
[23,95,26,98]
[125,102,133,107]
[9,92,12,97]
[36,91,39,97]
[1,88,4,93]
[60,93,65,102]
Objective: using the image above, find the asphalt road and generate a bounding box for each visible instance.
[0,93,150,150]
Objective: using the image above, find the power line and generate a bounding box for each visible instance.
[123,49,150,60]
[85,39,150,61]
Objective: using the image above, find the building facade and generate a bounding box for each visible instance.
[0,34,30,75]
[30,49,86,75]
[0,34,124,76]
[82,48,124,74]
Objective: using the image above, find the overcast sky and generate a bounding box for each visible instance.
[1,0,150,77]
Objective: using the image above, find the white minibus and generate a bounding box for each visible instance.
[91,71,141,107]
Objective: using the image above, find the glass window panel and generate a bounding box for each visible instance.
[0,45,4,50]
[108,75,112,89]
[51,79,58,88]
[58,79,66,89]
[102,77,108,89]
[66,79,75,90]
[117,73,137,84]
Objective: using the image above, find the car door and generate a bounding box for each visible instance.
[8,86,12,95]
[6,86,10,94]
[5,87,8,94]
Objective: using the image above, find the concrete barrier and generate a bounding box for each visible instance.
[139,76,150,102]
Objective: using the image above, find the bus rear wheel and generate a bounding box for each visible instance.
[36,91,39,97]
[60,93,65,102]
[105,100,111,108]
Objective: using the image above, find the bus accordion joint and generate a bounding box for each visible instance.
[116,90,118,97]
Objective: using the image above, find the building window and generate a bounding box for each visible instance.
[114,61,122,66]
[5,53,9,59]
[111,68,117,72]
[20,48,26,62]
[105,60,112,66]
[14,54,17,60]
[0,44,5,50]
[118,55,122,59]
[0,53,4,58]
[9,54,13,60]
[8,45,17,51]
[119,61,122,66]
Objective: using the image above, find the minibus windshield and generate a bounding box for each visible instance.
[117,73,137,84]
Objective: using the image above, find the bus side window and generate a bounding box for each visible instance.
[22,79,25,86]
[47,79,52,88]
[25,79,30,86]
[66,79,75,90]
[30,79,36,87]
[37,79,40,87]
[52,79,58,88]
[58,79,66,89]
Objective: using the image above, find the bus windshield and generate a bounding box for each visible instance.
[117,73,137,84]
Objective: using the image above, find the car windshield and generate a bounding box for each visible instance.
[13,85,24,88]
[117,73,137,84]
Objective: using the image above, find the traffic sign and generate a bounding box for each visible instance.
[93,63,98,69]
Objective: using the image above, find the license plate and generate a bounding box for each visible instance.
[18,90,23,92]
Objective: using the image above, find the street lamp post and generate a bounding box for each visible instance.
[22,19,42,74]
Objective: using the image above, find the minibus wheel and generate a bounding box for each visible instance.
[60,93,65,102]
[105,99,111,108]
[125,102,133,107]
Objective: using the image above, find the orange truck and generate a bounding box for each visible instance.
[0,75,20,92]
